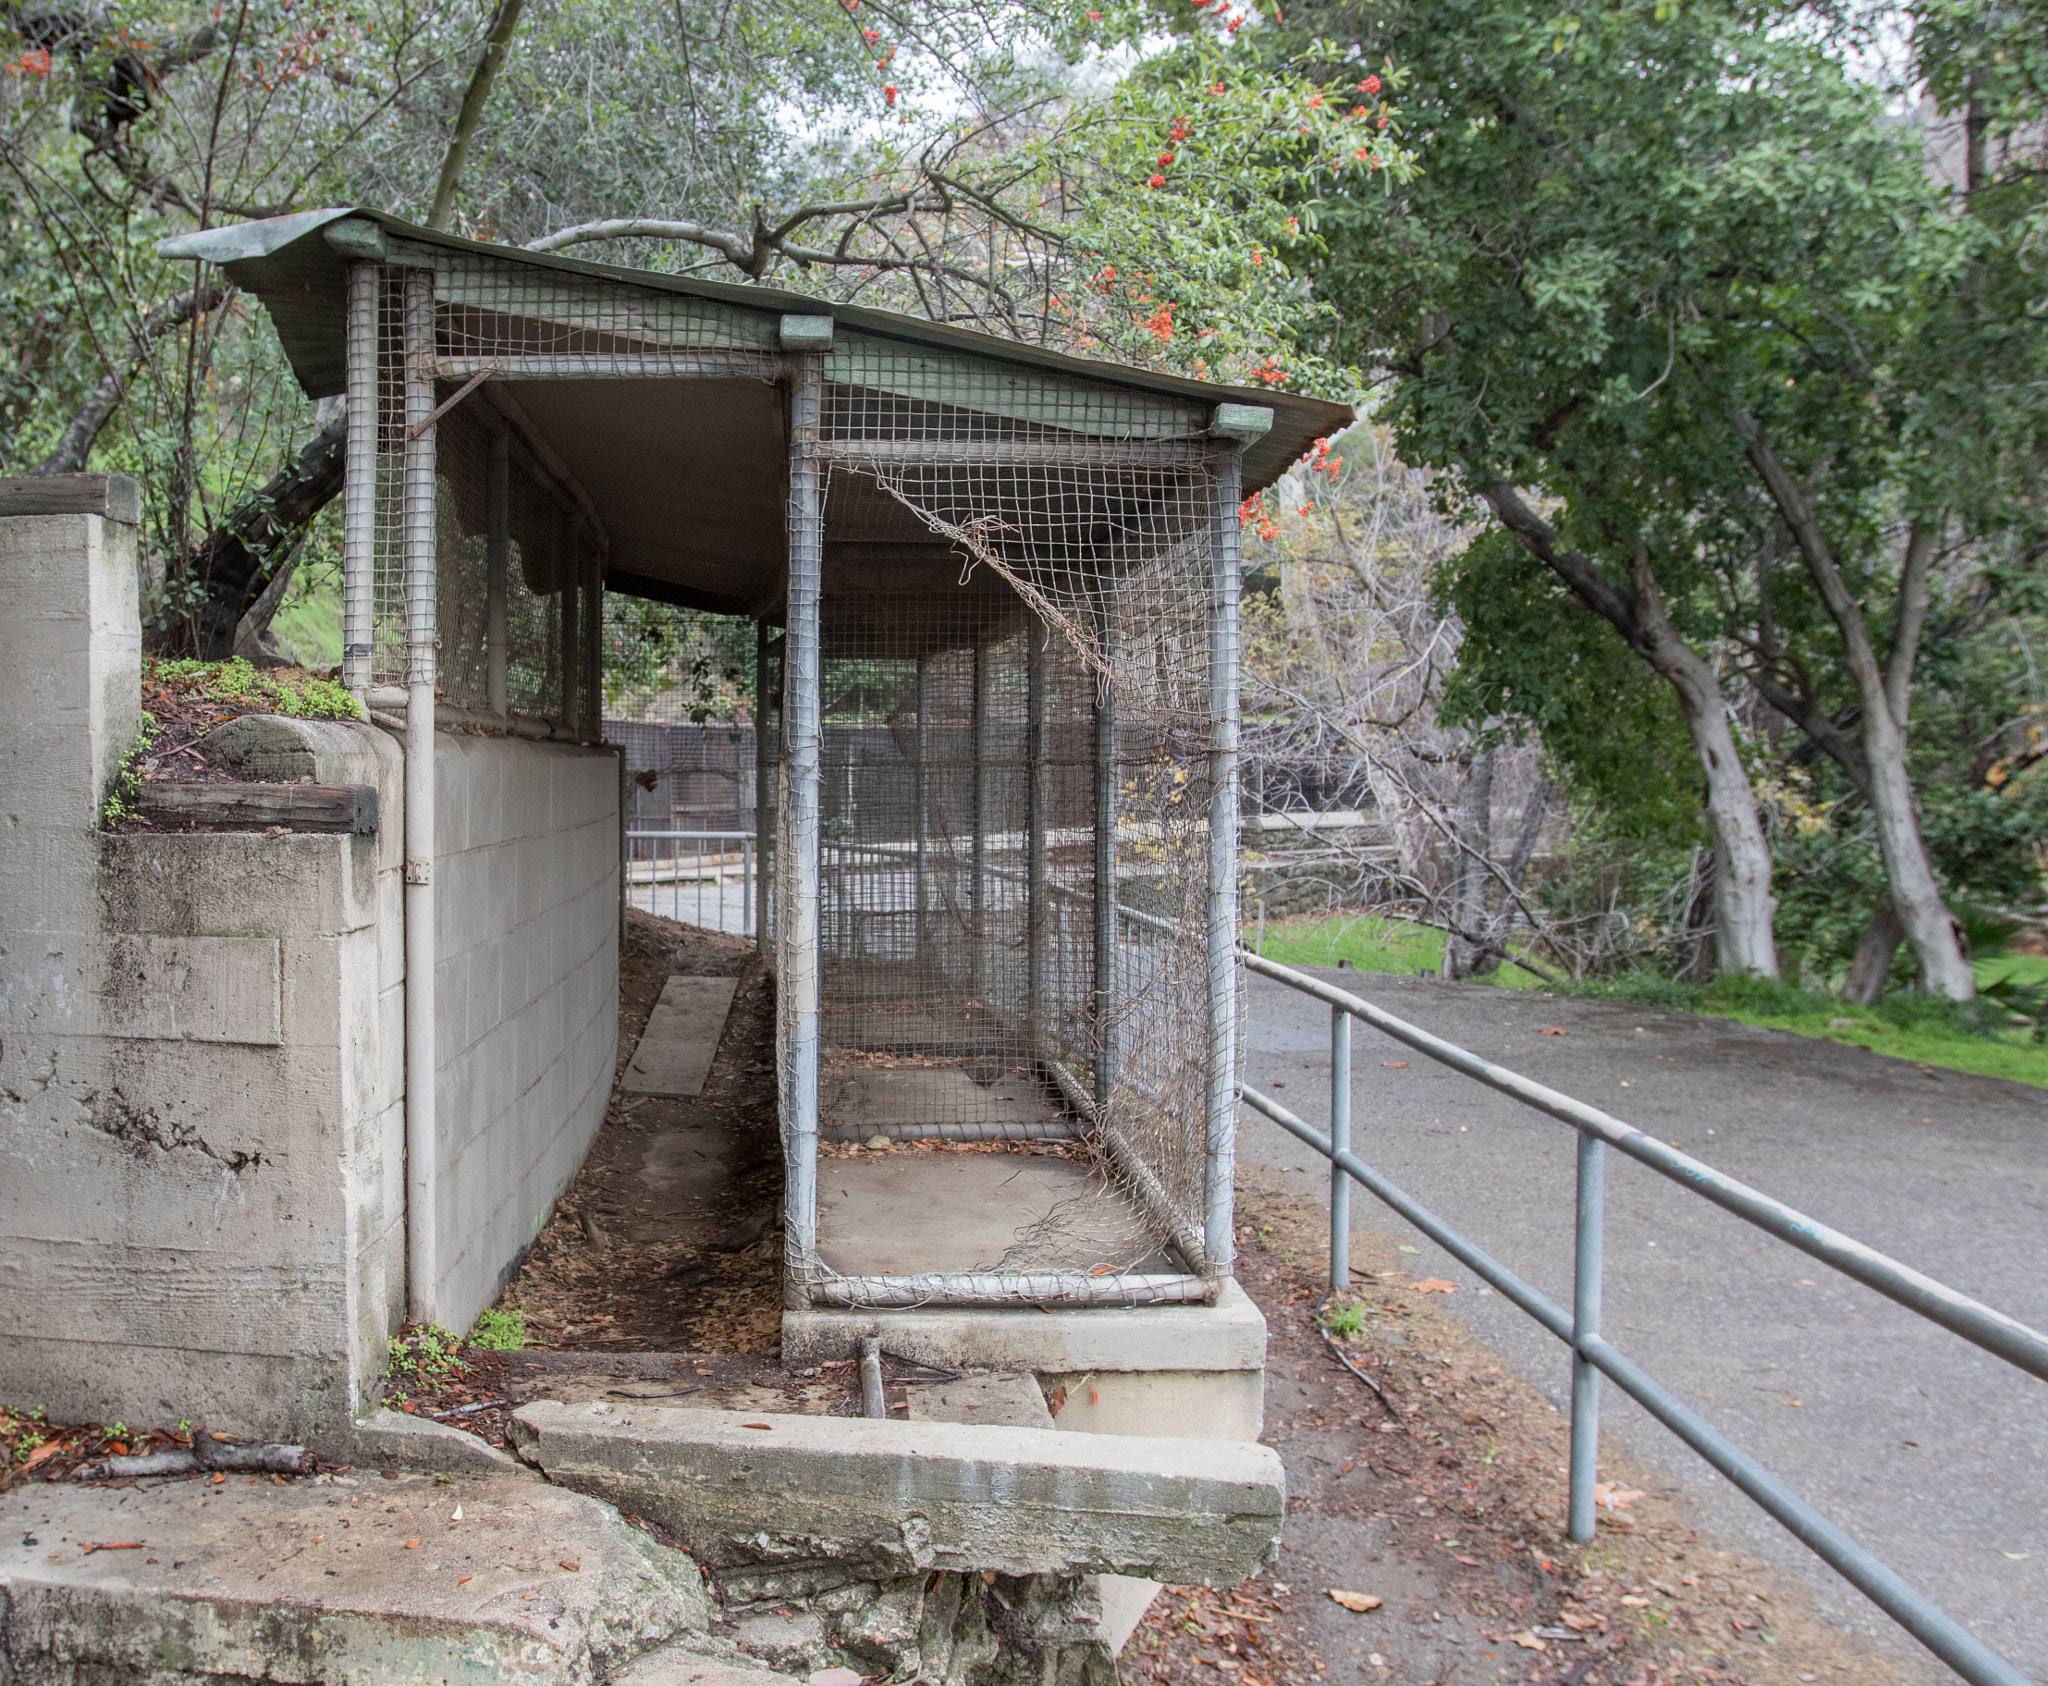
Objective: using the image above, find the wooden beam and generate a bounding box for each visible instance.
[135,782,378,835]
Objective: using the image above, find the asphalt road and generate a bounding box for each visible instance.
[1238,967,2048,1684]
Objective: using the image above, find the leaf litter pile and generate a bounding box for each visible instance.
[1129,1165,1942,1686]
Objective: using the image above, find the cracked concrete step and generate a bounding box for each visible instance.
[508,1399,1284,1584]
[1,1469,708,1685]
[619,1642,805,1686]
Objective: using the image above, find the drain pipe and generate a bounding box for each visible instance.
[401,270,440,1326]
[859,1336,887,1418]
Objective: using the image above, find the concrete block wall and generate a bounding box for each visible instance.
[0,479,619,1445]
[429,733,619,1332]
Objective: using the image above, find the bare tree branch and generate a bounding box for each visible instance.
[33,279,226,475]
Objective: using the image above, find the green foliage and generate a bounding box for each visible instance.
[147,657,363,722]
[603,598,755,723]
[467,1307,527,1351]
[1434,531,1699,841]
[101,718,160,825]
[1321,1298,1367,1339]
[384,1324,465,1397]
[1557,971,2048,1088]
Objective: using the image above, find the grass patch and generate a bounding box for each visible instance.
[1242,910,1543,987]
[1557,972,2048,1090]
[467,1307,527,1351]
[147,656,361,721]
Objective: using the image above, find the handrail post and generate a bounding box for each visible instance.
[1568,1130,1606,1543]
[1330,1005,1351,1292]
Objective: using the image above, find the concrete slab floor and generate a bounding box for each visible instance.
[624,975,740,1098]
[821,1061,1062,1134]
[815,1148,1175,1276]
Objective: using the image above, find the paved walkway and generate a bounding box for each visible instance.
[1239,968,2048,1682]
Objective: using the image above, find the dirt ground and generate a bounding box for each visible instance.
[493,907,785,1359]
[1129,1168,1937,1686]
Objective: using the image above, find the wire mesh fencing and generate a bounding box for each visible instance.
[341,236,1245,1308]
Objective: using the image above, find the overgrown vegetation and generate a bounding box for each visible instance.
[382,1308,525,1402]
[146,657,364,722]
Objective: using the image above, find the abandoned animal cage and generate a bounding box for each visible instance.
[174,207,1351,1313]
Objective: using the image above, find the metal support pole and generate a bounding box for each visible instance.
[400,268,439,1326]
[1204,445,1245,1275]
[969,636,988,1003]
[913,653,930,959]
[755,621,774,949]
[341,263,378,698]
[780,355,824,1307]
[1330,1007,1351,1291]
[485,426,509,718]
[1026,629,1048,1060]
[859,1335,887,1418]
[558,517,579,732]
[1569,1131,1607,1543]
[1092,638,1117,1107]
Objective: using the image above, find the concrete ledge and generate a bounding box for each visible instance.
[507,1401,1283,1585]
[0,1470,708,1686]
[781,1279,1268,1373]
[350,1405,527,1474]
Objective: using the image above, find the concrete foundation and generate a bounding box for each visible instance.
[506,1400,1284,1584]
[0,1469,708,1686]
[0,481,618,1445]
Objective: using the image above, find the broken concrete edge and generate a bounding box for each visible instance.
[780,1278,1268,1373]
[1,1468,718,1686]
[507,1399,1283,1587]
[349,1405,527,1474]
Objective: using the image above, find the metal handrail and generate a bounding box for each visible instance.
[1236,948,2043,1686]
[626,829,759,939]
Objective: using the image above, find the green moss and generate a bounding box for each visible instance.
[146,657,362,722]
[467,1307,527,1351]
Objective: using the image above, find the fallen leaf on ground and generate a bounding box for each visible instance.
[1594,1482,1645,1509]
[457,1575,474,1586]
[1327,1590,1382,1612]
[1453,1554,1481,1566]
[1779,1398,1804,1408]
[1539,1026,1567,1036]
[741,1422,772,1430]
[1410,1279,1458,1294]
[21,1441,62,1471]
[1047,1384,1069,1416]
[1381,1061,1408,1069]
[1621,1595,1651,1608]
[1510,1631,1548,1651]
[403,1538,422,1549]
[1560,1611,1602,1631]
[559,1560,581,1571]
[81,1542,144,1553]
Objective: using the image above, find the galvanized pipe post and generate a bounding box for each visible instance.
[1026,628,1048,1061]
[1569,1130,1607,1542]
[780,350,824,1307]
[341,264,379,699]
[1330,1006,1352,1292]
[400,268,440,1325]
[1204,444,1245,1274]
[1092,626,1117,1107]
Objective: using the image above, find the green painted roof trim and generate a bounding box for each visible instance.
[158,207,1352,491]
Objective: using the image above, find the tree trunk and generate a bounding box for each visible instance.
[1478,484,1780,980]
[167,415,347,657]
[1443,746,1496,979]
[1737,416,1974,1001]
[1841,902,1904,1004]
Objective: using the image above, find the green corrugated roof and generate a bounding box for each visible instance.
[162,207,1351,494]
